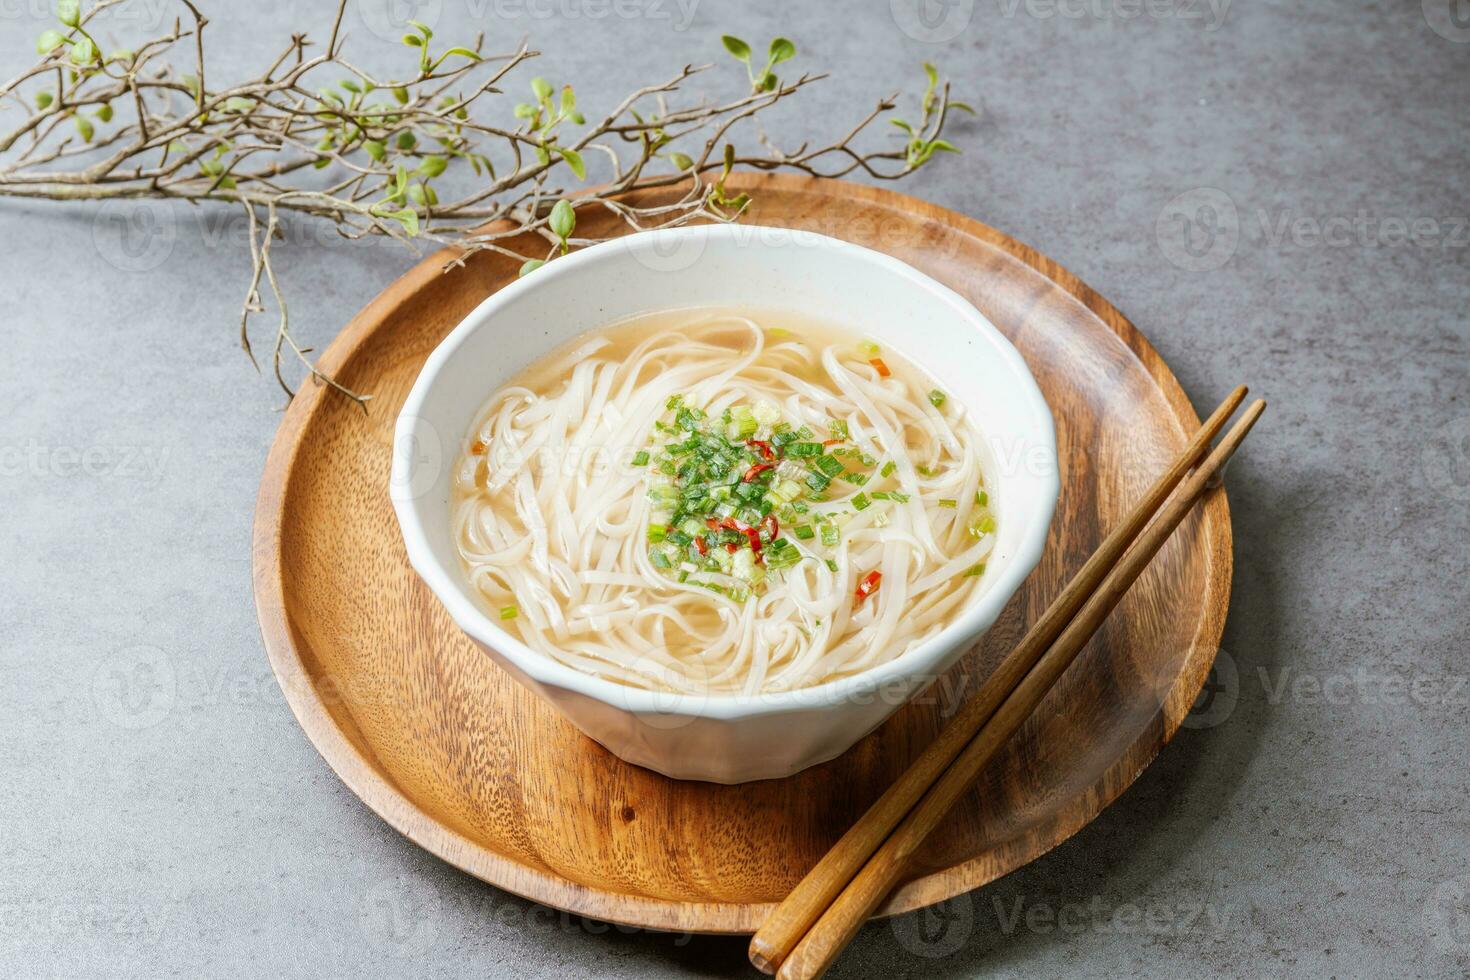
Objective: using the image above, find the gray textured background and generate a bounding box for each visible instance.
[2,1,1468,977]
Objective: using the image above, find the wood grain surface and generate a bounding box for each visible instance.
[251,173,1233,934]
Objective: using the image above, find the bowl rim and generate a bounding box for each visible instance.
[391,223,1059,719]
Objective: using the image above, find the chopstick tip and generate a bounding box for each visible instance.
[748,940,780,975]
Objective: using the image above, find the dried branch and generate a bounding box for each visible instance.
[0,3,975,407]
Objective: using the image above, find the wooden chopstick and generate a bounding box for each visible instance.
[770,398,1266,980]
[748,385,1249,974]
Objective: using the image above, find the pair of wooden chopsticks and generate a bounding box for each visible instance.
[748,386,1264,979]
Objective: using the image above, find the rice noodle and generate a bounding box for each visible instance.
[451,310,997,695]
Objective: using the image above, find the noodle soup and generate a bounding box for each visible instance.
[451,308,999,697]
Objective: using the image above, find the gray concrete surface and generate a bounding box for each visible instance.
[2,1,1467,977]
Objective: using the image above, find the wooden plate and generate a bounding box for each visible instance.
[252,174,1231,933]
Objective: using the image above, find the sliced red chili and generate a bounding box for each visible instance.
[725,542,739,553]
[854,570,883,605]
[745,439,777,461]
[742,462,776,483]
[822,438,844,447]
[760,513,779,543]
[694,536,708,556]
[869,357,891,378]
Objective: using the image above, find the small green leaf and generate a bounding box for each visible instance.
[415,155,447,178]
[888,118,913,134]
[313,156,331,169]
[407,18,433,39]
[534,144,550,166]
[223,96,254,113]
[668,151,694,171]
[929,138,960,154]
[402,33,423,47]
[34,91,53,109]
[758,71,777,92]
[56,0,79,28]
[530,76,552,102]
[559,85,576,115]
[924,61,938,86]
[556,147,586,180]
[73,113,93,142]
[107,48,133,63]
[36,29,66,55]
[519,259,545,277]
[566,110,585,125]
[948,100,977,115]
[391,208,419,236]
[94,103,112,122]
[392,86,409,105]
[513,102,536,120]
[216,175,237,190]
[768,37,796,64]
[548,199,575,240]
[439,46,480,62]
[396,131,416,150]
[721,35,751,62]
[68,37,95,65]
[363,139,386,162]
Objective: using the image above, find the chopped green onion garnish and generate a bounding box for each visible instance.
[631,450,650,466]
[976,490,989,506]
[963,563,986,577]
[814,455,845,477]
[852,492,872,511]
[665,395,683,411]
[650,551,672,569]
[793,523,815,540]
[880,460,896,478]
[928,389,947,408]
[840,471,868,486]
[938,498,957,508]
[917,464,937,477]
[828,418,849,439]
[647,524,667,543]
[787,441,823,457]
[820,524,840,547]
[858,340,881,356]
[499,605,518,620]
[824,558,839,572]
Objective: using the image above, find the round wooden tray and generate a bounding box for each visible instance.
[252,174,1231,934]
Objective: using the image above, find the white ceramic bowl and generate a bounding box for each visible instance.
[391,225,1058,783]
